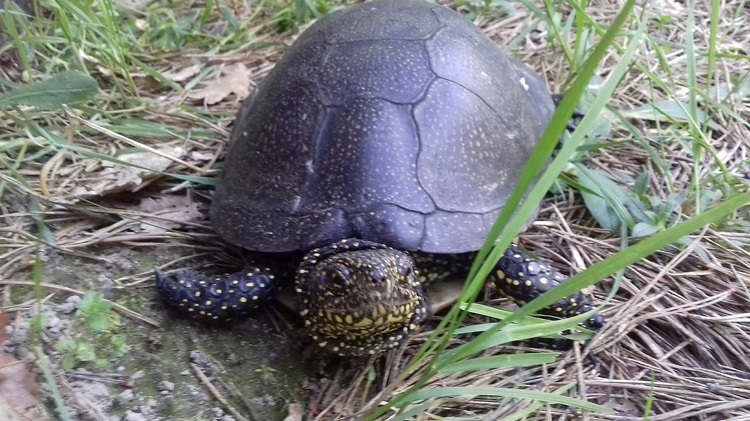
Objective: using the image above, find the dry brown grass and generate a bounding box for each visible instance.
[2,0,750,419]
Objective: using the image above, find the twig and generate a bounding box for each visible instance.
[190,363,249,421]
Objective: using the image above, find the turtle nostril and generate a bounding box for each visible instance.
[369,267,387,284]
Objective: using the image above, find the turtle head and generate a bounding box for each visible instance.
[296,239,428,356]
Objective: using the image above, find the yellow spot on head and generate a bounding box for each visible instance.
[354,318,373,327]
[240,297,248,303]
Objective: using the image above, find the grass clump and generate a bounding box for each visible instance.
[53,292,128,371]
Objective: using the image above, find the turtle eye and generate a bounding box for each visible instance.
[399,265,413,278]
[396,258,416,278]
[317,273,330,290]
[331,264,353,286]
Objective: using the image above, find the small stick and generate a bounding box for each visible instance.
[190,363,249,421]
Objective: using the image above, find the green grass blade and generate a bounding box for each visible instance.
[439,353,558,374]
[476,191,750,335]
[439,0,643,365]
[405,386,614,413]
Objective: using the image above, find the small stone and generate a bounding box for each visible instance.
[157,381,174,392]
[114,390,135,407]
[56,302,78,314]
[189,350,209,365]
[71,381,113,411]
[122,410,148,421]
[46,315,61,329]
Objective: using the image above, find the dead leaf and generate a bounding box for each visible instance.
[189,150,216,161]
[166,64,202,83]
[134,195,204,233]
[0,354,44,420]
[189,63,252,105]
[284,403,304,421]
[70,146,186,199]
[70,166,143,198]
[118,145,186,172]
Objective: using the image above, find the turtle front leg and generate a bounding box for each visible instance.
[155,267,276,321]
[491,243,603,330]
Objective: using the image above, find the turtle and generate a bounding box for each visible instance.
[156,0,603,356]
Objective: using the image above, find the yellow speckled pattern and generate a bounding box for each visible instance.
[155,0,604,356]
[210,0,556,254]
[295,239,427,356]
[156,239,603,355]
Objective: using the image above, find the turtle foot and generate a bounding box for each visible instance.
[155,267,276,321]
[493,243,604,330]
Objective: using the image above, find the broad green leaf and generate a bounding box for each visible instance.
[0,71,99,109]
[631,222,660,238]
[620,100,720,131]
[576,167,633,231]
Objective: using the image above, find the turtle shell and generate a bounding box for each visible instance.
[211,0,555,254]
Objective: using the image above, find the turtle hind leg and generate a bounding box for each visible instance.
[155,267,277,321]
[491,243,604,330]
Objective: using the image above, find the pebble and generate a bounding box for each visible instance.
[57,295,81,314]
[71,380,113,411]
[157,380,175,393]
[114,390,135,407]
[122,410,148,421]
